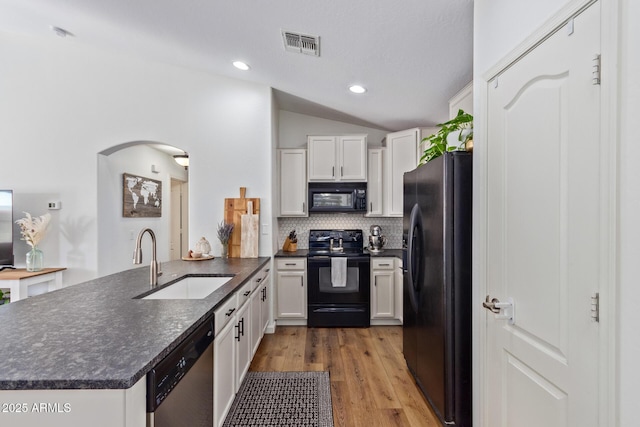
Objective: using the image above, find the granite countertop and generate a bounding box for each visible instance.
[0,257,269,391]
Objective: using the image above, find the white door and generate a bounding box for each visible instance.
[170,179,188,260]
[484,4,602,426]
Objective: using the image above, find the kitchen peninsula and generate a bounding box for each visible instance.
[0,257,269,427]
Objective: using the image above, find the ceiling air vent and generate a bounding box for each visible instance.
[281,30,320,56]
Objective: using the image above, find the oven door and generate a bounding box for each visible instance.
[307,256,370,304]
[307,255,371,327]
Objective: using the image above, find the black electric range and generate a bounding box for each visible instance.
[307,230,371,327]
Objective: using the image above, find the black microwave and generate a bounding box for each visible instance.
[308,182,367,213]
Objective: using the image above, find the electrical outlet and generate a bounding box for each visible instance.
[47,201,61,210]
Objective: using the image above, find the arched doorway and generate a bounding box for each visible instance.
[97,142,188,276]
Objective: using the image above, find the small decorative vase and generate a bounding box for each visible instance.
[195,237,212,255]
[26,247,43,272]
[221,243,229,259]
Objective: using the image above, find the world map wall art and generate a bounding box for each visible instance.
[122,173,162,218]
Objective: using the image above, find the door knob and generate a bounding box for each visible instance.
[483,295,515,324]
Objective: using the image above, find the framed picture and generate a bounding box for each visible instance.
[123,173,162,218]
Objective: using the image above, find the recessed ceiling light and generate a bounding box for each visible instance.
[349,85,366,94]
[233,61,250,71]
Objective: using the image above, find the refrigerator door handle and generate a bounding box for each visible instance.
[405,204,423,312]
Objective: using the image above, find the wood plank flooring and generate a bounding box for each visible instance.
[249,326,440,426]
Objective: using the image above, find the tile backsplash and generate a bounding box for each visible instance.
[278,215,403,249]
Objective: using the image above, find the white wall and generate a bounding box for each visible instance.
[474,0,638,423]
[97,144,188,277]
[0,31,272,285]
[474,0,571,75]
[278,110,388,149]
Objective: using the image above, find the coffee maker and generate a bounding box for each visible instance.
[368,225,386,253]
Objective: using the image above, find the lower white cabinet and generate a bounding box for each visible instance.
[370,257,403,325]
[371,258,395,319]
[235,300,251,389]
[213,307,237,427]
[275,258,307,320]
[394,258,403,323]
[250,268,271,355]
[213,264,271,427]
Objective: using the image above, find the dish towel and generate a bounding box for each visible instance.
[331,258,347,287]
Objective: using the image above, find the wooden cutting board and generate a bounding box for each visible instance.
[224,187,260,258]
[241,201,259,258]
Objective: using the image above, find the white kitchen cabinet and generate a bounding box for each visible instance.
[275,258,306,321]
[213,265,271,427]
[449,82,473,119]
[235,299,251,390]
[213,307,237,427]
[366,148,384,216]
[371,258,395,319]
[259,273,270,334]
[278,149,307,217]
[394,257,403,323]
[384,128,436,216]
[307,135,367,182]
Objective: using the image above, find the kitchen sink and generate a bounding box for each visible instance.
[141,276,233,300]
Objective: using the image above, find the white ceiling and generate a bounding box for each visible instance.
[0,0,473,132]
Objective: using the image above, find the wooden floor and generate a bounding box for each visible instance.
[249,326,440,426]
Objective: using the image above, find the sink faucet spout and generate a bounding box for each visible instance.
[133,228,160,286]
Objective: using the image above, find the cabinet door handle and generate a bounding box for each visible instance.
[341,166,343,177]
[370,202,373,212]
[235,323,241,341]
[332,166,335,177]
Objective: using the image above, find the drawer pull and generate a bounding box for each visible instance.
[225,308,236,317]
[243,290,251,296]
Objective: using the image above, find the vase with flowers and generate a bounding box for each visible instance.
[217,221,234,258]
[15,212,51,272]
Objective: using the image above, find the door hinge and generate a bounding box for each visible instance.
[591,292,600,322]
[592,54,601,85]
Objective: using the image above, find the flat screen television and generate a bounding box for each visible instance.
[0,190,14,270]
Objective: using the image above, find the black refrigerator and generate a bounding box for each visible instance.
[402,151,472,426]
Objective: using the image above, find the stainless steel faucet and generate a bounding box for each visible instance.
[133,228,161,286]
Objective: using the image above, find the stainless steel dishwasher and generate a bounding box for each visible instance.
[146,316,214,427]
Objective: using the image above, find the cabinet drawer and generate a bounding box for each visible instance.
[252,266,271,291]
[214,293,238,335]
[372,258,395,270]
[276,258,306,270]
[237,280,254,308]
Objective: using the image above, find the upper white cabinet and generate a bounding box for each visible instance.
[384,127,436,216]
[278,149,307,217]
[366,148,384,217]
[308,135,367,182]
[448,82,473,118]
